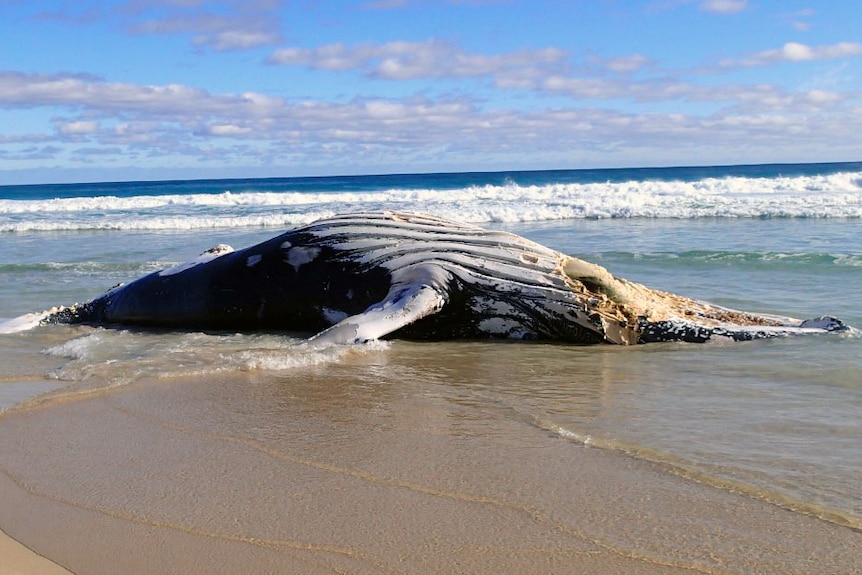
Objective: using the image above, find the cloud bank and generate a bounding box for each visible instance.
[2,2,862,181]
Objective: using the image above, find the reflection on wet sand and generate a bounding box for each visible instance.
[1,342,860,574]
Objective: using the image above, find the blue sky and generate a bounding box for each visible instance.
[1,0,861,184]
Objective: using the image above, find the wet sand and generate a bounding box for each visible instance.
[1,363,860,575]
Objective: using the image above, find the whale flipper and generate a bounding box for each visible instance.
[309,279,448,345]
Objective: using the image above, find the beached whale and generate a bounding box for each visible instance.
[3,211,847,344]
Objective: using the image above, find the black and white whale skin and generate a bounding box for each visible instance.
[9,211,847,344]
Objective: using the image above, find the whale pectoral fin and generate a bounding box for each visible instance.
[308,282,448,345]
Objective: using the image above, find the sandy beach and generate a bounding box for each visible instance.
[1,353,860,575]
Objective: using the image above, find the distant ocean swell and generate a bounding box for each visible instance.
[1,169,861,232]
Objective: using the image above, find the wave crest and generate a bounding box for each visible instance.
[3,169,861,232]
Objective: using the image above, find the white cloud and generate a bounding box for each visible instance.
[267,40,568,80]
[0,72,282,118]
[32,2,285,51]
[268,44,368,71]
[782,43,816,61]
[0,133,52,144]
[538,76,628,99]
[729,42,862,67]
[193,30,282,51]
[603,54,652,74]
[5,2,862,179]
[47,0,287,51]
[56,120,99,135]
[206,124,253,136]
[805,90,842,104]
[699,0,748,14]
[1,64,861,176]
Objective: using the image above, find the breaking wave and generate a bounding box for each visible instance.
[2,168,861,232]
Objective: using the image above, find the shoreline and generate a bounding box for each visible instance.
[0,526,72,575]
[1,367,860,575]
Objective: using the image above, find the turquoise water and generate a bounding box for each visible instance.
[1,163,861,528]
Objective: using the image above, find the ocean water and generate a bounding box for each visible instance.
[1,162,861,531]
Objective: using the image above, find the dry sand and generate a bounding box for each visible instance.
[1,365,860,575]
